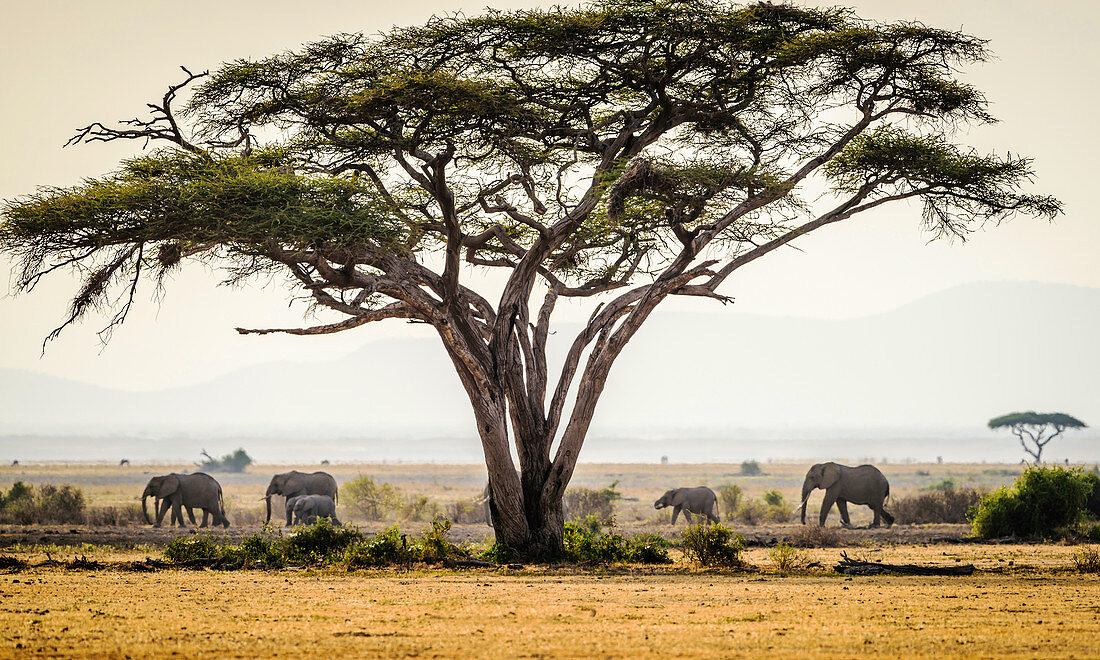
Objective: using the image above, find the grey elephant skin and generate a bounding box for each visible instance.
[800,462,895,528]
[141,473,229,528]
[289,494,341,525]
[654,486,720,525]
[265,471,338,525]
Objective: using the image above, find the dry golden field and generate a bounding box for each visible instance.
[2,461,1099,657]
[1,544,1099,658]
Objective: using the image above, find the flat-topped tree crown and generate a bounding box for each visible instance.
[0,1,1060,556]
[989,412,1087,464]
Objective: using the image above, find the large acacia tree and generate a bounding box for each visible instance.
[1,1,1059,555]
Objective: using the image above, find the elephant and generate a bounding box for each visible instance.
[800,462,894,528]
[290,494,341,525]
[141,473,229,528]
[654,487,720,525]
[264,471,338,525]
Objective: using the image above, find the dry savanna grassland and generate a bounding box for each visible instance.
[1,461,1098,658]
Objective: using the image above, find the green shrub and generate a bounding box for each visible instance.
[769,542,809,573]
[236,532,282,564]
[731,499,768,525]
[344,526,411,568]
[281,518,364,564]
[417,518,458,563]
[716,484,742,518]
[164,536,224,562]
[342,475,404,521]
[0,482,85,524]
[924,478,957,491]
[740,460,763,476]
[1085,523,1100,542]
[1072,546,1100,573]
[893,487,983,524]
[971,466,1092,539]
[399,495,442,522]
[1082,472,1100,519]
[562,515,670,564]
[762,490,783,506]
[680,524,745,567]
[564,482,621,521]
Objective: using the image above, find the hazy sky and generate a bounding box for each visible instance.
[1,0,1097,392]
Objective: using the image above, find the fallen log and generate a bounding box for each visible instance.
[835,552,975,576]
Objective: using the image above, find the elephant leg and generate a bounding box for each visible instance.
[880,505,895,528]
[683,510,695,524]
[670,505,681,525]
[154,499,170,527]
[818,491,838,526]
[187,507,198,526]
[707,507,720,525]
[286,504,293,527]
[199,509,211,528]
[836,499,854,528]
[172,500,185,528]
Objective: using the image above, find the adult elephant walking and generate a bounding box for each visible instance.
[264,471,338,525]
[800,462,894,528]
[142,473,229,528]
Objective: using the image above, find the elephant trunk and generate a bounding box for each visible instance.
[265,495,272,524]
[800,481,814,524]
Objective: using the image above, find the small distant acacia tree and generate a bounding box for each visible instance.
[0,1,1060,556]
[989,412,1087,464]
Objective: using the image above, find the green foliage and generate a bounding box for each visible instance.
[0,482,85,525]
[564,482,622,521]
[716,484,743,517]
[893,487,982,524]
[343,526,412,568]
[971,467,1092,539]
[680,524,745,568]
[740,461,763,476]
[235,532,282,565]
[342,475,439,521]
[164,536,224,562]
[762,490,784,506]
[769,543,809,574]
[562,515,671,564]
[446,498,487,524]
[923,478,956,491]
[281,518,365,564]
[1082,472,1100,519]
[418,518,459,564]
[199,448,253,473]
[988,412,1087,430]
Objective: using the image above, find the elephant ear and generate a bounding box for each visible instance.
[160,475,180,497]
[820,463,842,490]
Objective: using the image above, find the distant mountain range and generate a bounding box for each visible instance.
[1,281,1097,462]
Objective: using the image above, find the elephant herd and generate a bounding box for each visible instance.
[141,470,339,529]
[141,462,894,530]
[654,462,895,528]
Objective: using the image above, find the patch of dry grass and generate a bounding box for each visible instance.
[1,544,1098,658]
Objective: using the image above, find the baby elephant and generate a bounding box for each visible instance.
[654,486,720,525]
[288,494,341,526]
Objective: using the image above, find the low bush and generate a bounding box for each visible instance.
[727,497,792,525]
[342,475,441,522]
[0,482,85,524]
[680,524,745,567]
[892,487,983,524]
[716,484,742,517]
[769,542,809,573]
[971,466,1092,539]
[790,524,840,548]
[564,482,622,521]
[561,515,671,564]
[1082,472,1100,519]
[84,504,145,527]
[344,526,412,568]
[740,460,763,476]
[1072,546,1100,573]
[281,518,365,564]
[447,498,487,524]
[164,536,224,562]
[924,478,956,491]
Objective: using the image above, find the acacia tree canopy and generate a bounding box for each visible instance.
[1,1,1061,555]
[989,412,1087,464]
